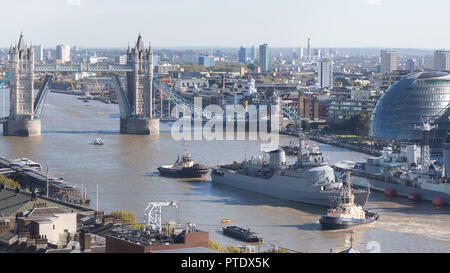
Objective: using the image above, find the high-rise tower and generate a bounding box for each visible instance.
[259,44,269,72]
[380,50,398,73]
[307,38,311,58]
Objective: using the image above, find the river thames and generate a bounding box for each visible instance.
[0,92,449,253]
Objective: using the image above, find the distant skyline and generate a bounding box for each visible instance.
[2,0,450,49]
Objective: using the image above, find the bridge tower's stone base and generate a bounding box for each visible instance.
[3,119,41,136]
[120,118,159,135]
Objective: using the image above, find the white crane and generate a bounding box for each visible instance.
[143,201,179,234]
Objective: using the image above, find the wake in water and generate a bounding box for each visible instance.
[373,214,450,242]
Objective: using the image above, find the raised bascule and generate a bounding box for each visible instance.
[2,33,159,136]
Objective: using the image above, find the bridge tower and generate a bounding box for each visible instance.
[120,33,159,134]
[3,33,41,136]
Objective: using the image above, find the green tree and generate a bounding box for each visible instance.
[301,120,311,130]
[208,240,241,253]
[0,174,20,188]
[111,209,143,230]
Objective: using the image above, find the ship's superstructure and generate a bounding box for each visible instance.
[325,172,366,220]
[212,126,369,207]
[334,143,449,204]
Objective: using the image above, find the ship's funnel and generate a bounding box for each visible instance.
[269,149,286,168]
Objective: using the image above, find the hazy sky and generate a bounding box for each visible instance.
[2,0,450,49]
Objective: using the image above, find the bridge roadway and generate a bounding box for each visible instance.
[33,64,133,73]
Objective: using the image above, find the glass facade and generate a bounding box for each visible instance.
[370,72,450,147]
[198,56,214,67]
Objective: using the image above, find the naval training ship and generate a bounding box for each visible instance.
[211,127,370,207]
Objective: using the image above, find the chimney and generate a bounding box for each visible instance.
[18,228,29,242]
[26,235,36,247]
[36,235,48,249]
[102,214,114,225]
[95,211,104,222]
[34,202,48,208]
[112,215,122,225]
[0,221,10,234]
[79,229,91,251]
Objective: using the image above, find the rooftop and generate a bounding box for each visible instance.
[0,187,91,216]
[405,71,449,80]
[153,247,219,253]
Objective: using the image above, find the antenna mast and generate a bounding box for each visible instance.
[415,118,437,169]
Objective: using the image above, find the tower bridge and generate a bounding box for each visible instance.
[1,33,159,136]
[0,33,300,137]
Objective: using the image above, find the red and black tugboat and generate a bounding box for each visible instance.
[158,149,209,178]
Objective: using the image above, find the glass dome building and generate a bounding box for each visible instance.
[370,72,450,148]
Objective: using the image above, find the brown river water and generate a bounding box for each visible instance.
[0,91,449,253]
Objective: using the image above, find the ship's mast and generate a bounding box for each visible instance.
[346,171,351,189]
[415,118,437,169]
[296,121,305,167]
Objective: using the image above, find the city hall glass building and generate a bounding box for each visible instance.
[370,72,450,148]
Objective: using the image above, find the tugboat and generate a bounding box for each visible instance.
[222,226,263,242]
[93,137,104,145]
[158,146,209,178]
[320,172,378,230]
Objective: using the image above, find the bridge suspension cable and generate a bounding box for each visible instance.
[152,76,302,122]
[279,102,301,121]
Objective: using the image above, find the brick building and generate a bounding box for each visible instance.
[106,225,209,253]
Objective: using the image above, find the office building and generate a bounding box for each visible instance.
[328,88,381,123]
[380,50,398,73]
[299,92,320,120]
[32,45,43,62]
[299,46,303,59]
[56,44,70,64]
[406,58,417,73]
[314,49,321,59]
[434,50,450,71]
[115,55,127,65]
[153,55,160,66]
[250,46,256,61]
[238,46,246,64]
[259,43,269,72]
[318,58,333,89]
[198,56,214,67]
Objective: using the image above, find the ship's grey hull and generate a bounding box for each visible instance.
[351,175,449,204]
[211,169,369,207]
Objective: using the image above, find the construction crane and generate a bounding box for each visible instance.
[143,200,179,234]
[94,77,104,95]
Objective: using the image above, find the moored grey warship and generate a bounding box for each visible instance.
[211,127,370,207]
